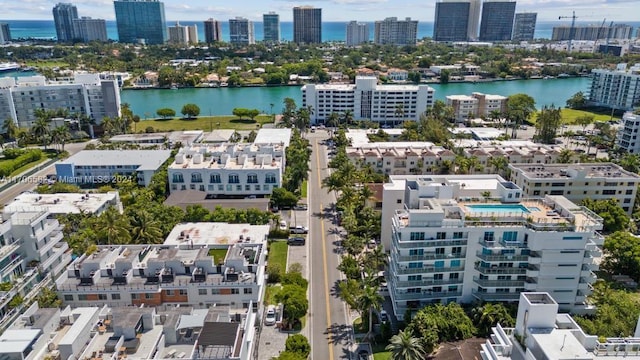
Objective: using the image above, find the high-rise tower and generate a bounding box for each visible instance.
[346,21,369,46]
[479,0,517,41]
[433,1,471,42]
[204,18,222,43]
[53,3,79,42]
[229,17,255,45]
[374,17,418,45]
[263,12,280,42]
[512,13,537,41]
[293,6,322,44]
[114,0,167,45]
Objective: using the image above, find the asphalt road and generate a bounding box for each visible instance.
[0,141,93,206]
[307,131,351,360]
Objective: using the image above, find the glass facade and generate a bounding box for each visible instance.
[479,1,517,41]
[114,0,167,45]
[433,2,470,42]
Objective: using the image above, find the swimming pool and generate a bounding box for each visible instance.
[466,204,534,213]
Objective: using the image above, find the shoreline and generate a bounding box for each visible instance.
[121,75,590,91]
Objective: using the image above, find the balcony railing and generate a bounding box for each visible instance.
[393,290,463,300]
[474,264,527,275]
[393,278,463,288]
[475,252,528,262]
[394,252,466,262]
[471,291,521,301]
[473,277,525,287]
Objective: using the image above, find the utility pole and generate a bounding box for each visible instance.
[558,11,579,53]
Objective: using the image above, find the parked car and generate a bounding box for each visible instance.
[293,203,308,211]
[279,220,288,231]
[265,305,276,326]
[358,349,369,360]
[287,237,306,246]
[379,310,388,323]
[290,226,309,234]
[310,126,316,132]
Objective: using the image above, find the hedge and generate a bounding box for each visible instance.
[0,149,43,177]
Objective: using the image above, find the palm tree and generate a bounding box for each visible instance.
[96,207,131,245]
[31,117,50,149]
[356,285,383,340]
[557,148,574,164]
[130,210,163,244]
[2,118,19,142]
[488,156,508,176]
[51,125,71,152]
[342,110,354,127]
[326,112,340,129]
[395,103,405,125]
[386,330,426,360]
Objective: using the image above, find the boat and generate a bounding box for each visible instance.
[0,62,20,72]
[170,85,178,90]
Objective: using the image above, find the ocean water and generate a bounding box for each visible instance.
[4,19,635,42]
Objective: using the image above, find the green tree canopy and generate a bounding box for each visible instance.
[407,302,476,353]
[181,104,200,119]
[581,198,630,233]
[566,91,586,109]
[156,108,176,119]
[533,105,562,144]
[285,334,311,358]
[602,231,640,281]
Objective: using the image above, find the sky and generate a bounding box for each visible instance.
[2,0,639,22]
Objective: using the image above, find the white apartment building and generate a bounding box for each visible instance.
[446,92,508,123]
[509,162,640,215]
[302,76,435,125]
[56,222,269,312]
[346,139,565,176]
[168,129,290,197]
[1,302,258,360]
[346,21,369,46]
[589,63,640,111]
[4,191,123,216]
[0,74,120,128]
[55,150,172,186]
[168,22,197,44]
[381,175,603,318]
[616,111,640,153]
[387,69,409,82]
[483,292,640,360]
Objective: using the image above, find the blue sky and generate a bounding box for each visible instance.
[3,0,639,22]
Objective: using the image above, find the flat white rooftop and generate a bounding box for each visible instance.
[450,127,504,140]
[164,223,270,247]
[202,130,236,143]
[253,128,292,147]
[4,192,121,215]
[58,150,172,171]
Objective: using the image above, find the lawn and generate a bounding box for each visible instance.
[265,284,282,305]
[208,248,228,265]
[300,180,308,198]
[24,60,71,68]
[138,115,274,132]
[372,343,391,360]
[529,108,619,125]
[268,240,289,275]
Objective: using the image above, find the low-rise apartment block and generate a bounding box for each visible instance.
[1,301,257,360]
[0,74,120,128]
[483,292,640,360]
[616,111,640,153]
[382,175,603,318]
[346,139,565,176]
[168,129,291,197]
[56,223,269,312]
[509,162,640,214]
[4,191,123,215]
[110,130,204,147]
[302,76,435,125]
[446,92,508,123]
[55,150,172,186]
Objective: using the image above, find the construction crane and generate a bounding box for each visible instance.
[604,21,614,55]
[559,11,578,53]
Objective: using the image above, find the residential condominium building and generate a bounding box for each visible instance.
[552,24,634,41]
[56,222,270,312]
[512,12,537,41]
[616,111,640,153]
[479,0,517,42]
[2,301,258,360]
[168,22,197,44]
[0,23,12,44]
[114,0,167,45]
[4,192,123,216]
[263,12,280,42]
[588,63,640,110]
[381,174,603,318]
[433,1,471,42]
[446,92,508,122]
[52,2,78,42]
[483,292,640,360]
[0,74,121,128]
[374,17,418,45]
[302,76,435,125]
[293,6,322,44]
[508,162,640,215]
[55,149,172,186]
[346,21,369,46]
[229,17,255,45]
[204,18,222,43]
[168,129,291,196]
[73,17,108,42]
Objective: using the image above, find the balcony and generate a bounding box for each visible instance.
[476,252,528,262]
[394,290,462,300]
[471,291,521,302]
[528,251,542,264]
[394,251,466,262]
[473,277,524,287]
[393,263,465,275]
[394,278,463,288]
[526,264,540,277]
[474,264,527,275]
[393,238,468,249]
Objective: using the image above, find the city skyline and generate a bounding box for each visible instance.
[2,0,638,22]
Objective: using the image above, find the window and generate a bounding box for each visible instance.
[98,294,107,300]
[503,231,518,242]
[436,232,446,239]
[179,290,187,296]
[191,173,203,183]
[172,174,184,183]
[231,289,240,294]
[408,262,423,269]
[229,174,240,184]
[211,289,221,295]
[78,294,87,301]
[210,173,221,183]
[453,232,464,239]
[166,290,174,296]
[64,295,73,301]
[434,261,444,268]
[247,174,258,184]
[602,189,616,195]
[408,275,422,281]
[434,273,443,280]
[624,198,632,203]
[244,288,253,294]
[145,293,154,299]
[451,260,461,267]
[483,232,495,242]
[409,249,424,256]
[449,273,459,279]
[626,189,634,195]
[199,289,207,295]
[265,173,277,184]
[396,199,402,204]
[112,293,121,300]
[131,294,139,300]
[410,232,425,241]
